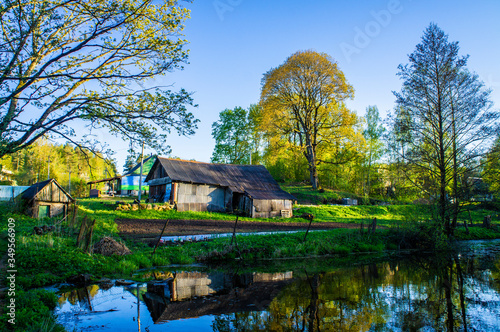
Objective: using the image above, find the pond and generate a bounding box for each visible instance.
[55,240,500,331]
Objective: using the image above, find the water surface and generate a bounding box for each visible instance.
[56,240,500,331]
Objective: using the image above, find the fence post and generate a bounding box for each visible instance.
[231,216,239,246]
[303,214,314,242]
[152,219,170,256]
[77,216,88,247]
[85,219,96,254]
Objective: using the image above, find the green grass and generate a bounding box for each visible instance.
[294,202,499,227]
[0,289,65,332]
[294,204,428,227]
[284,185,359,205]
[185,228,389,261]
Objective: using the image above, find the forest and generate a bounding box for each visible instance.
[0,139,116,198]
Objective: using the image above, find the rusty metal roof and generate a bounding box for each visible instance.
[147,157,295,201]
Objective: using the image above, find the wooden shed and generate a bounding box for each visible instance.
[146,157,295,218]
[20,179,74,219]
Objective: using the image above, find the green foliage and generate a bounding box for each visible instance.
[0,139,116,197]
[211,106,256,164]
[483,134,500,197]
[455,227,500,240]
[0,289,65,332]
[190,229,392,262]
[0,0,197,158]
[293,203,431,227]
[260,50,357,189]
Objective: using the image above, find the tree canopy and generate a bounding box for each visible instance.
[0,138,116,197]
[259,50,355,189]
[210,106,256,165]
[0,0,198,158]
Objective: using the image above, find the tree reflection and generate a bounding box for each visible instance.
[211,248,500,331]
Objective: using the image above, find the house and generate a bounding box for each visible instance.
[145,157,295,218]
[120,155,155,196]
[20,179,74,218]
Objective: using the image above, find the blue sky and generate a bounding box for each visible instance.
[109,0,500,172]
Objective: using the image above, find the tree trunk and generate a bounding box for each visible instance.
[305,139,319,189]
[451,105,459,231]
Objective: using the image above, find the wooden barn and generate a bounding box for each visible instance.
[20,179,74,218]
[146,157,295,218]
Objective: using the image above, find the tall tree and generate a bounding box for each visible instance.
[0,0,198,158]
[392,23,498,235]
[211,106,254,164]
[260,50,354,189]
[363,106,385,197]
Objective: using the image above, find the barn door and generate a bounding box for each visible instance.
[38,205,49,218]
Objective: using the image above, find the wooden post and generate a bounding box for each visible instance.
[370,218,377,233]
[464,217,469,234]
[231,216,239,246]
[171,183,178,204]
[85,219,96,254]
[303,216,314,242]
[137,283,141,332]
[77,216,88,247]
[152,219,169,256]
[138,141,144,202]
[483,215,492,229]
[71,202,78,228]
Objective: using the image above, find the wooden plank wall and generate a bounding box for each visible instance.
[176,183,226,212]
[36,182,71,203]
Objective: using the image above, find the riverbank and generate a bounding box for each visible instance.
[1,198,499,331]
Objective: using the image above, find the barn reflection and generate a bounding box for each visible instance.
[143,271,294,323]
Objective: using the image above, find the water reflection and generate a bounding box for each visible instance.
[144,271,294,323]
[56,240,500,331]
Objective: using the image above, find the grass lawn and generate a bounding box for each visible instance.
[294,203,499,227]
[77,195,500,231]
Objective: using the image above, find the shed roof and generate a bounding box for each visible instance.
[124,155,155,176]
[146,157,295,201]
[21,179,73,203]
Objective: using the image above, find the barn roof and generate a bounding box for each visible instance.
[146,157,295,201]
[21,179,73,202]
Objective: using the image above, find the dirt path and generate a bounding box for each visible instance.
[116,218,362,240]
